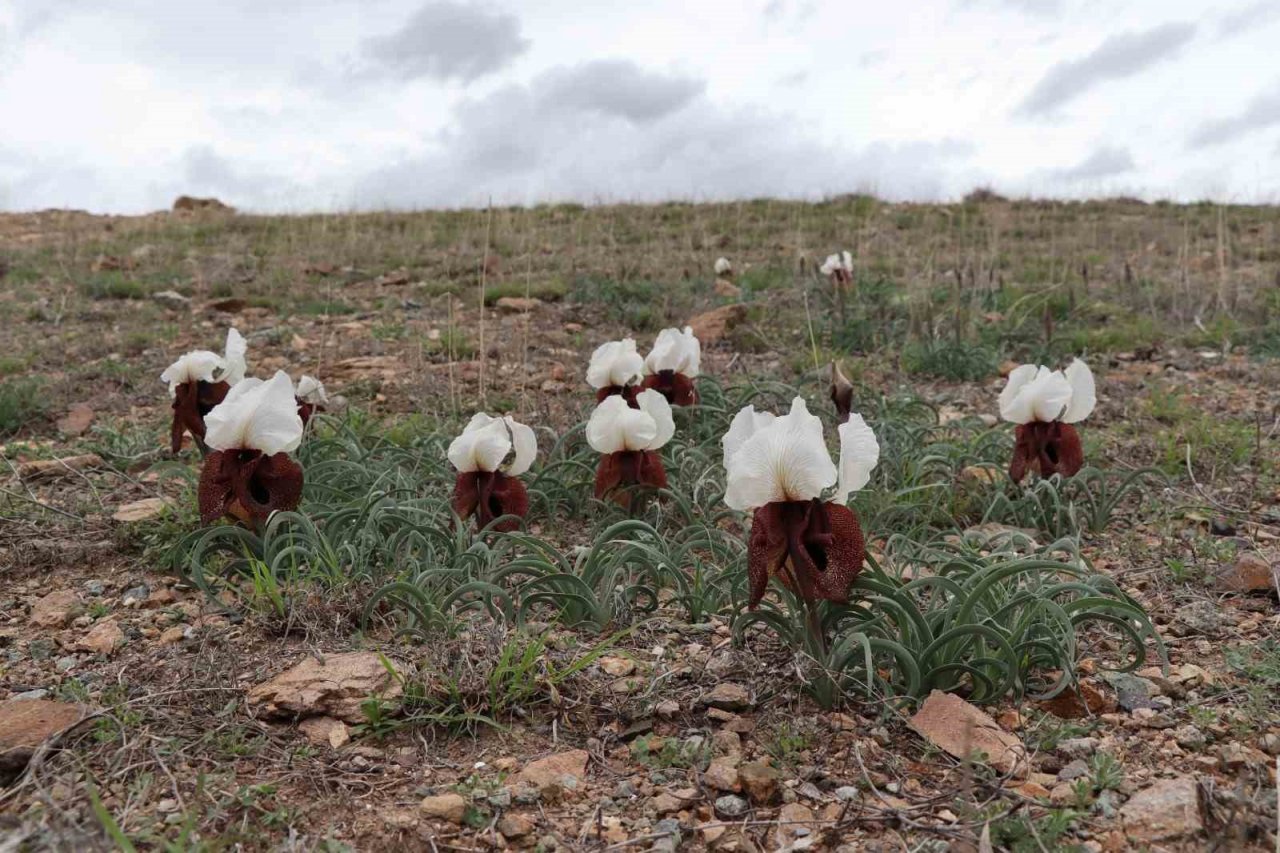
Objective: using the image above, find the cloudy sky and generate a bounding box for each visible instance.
[1,0,1277,212]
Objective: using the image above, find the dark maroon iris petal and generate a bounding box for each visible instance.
[640,370,699,406]
[451,470,529,532]
[296,399,325,426]
[1009,421,1085,483]
[171,379,230,453]
[593,449,668,509]
[595,385,641,407]
[198,449,304,526]
[747,499,866,608]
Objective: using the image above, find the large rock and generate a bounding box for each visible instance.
[514,749,589,796]
[29,590,83,628]
[495,296,543,313]
[420,792,468,824]
[909,691,1027,776]
[76,618,125,655]
[1119,777,1204,842]
[0,699,88,783]
[56,404,95,437]
[1212,552,1278,594]
[173,195,233,213]
[738,760,780,804]
[247,652,404,723]
[698,682,752,712]
[688,304,746,344]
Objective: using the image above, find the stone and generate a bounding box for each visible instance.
[514,749,589,796]
[703,757,742,792]
[1099,673,1157,711]
[652,792,682,814]
[151,290,191,310]
[1172,725,1206,750]
[0,699,87,783]
[17,454,104,482]
[711,729,742,757]
[419,793,468,824]
[714,794,749,819]
[908,690,1027,776]
[1219,742,1268,770]
[76,619,124,655]
[497,813,535,838]
[1014,780,1052,800]
[247,652,404,723]
[29,590,83,628]
[173,195,233,213]
[713,278,742,298]
[1212,552,1277,594]
[1056,738,1100,760]
[834,785,859,802]
[699,682,751,711]
[495,296,543,313]
[112,498,171,523]
[959,465,1001,486]
[1119,777,1203,842]
[772,802,815,848]
[599,656,635,677]
[688,304,747,344]
[1058,759,1090,781]
[738,760,780,804]
[298,716,350,749]
[56,404,95,437]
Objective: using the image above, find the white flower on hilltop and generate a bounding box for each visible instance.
[723,397,879,511]
[714,257,733,276]
[296,375,328,406]
[645,327,700,377]
[998,359,1095,425]
[448,413,537,475]
[204,371,303,456]
[587,390,674,454]
[819,251,853,278]
[586,338,645,394]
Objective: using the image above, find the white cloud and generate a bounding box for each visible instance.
[361,1,529,83]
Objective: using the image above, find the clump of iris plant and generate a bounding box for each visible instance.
[447,413,537,532]
[723,397,879,644]
[999,358,1096,482]
[198,371,304,527]
[160,328,247,454]
[586,338,645,405]
[295,375,328,426]
[642,326,701,406]
[586,389,674,508]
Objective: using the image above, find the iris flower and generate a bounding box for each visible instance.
[447,413,537,532]
[819,251,854,287]
[198,371,304,526]
[160,328,247,454]
[586,389,674,507]
[295,375,329,426]
[723,397,879,609]
[642,326,701,406]
[998,359,1096,482]
[586,338,645,404]
[714,257,733,277]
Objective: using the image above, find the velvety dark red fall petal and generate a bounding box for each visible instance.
[746,499,866,608]
[641,370,699,406]
[1010,421,1085,483]
[198,449,303,526]
[594,450,668,507]
[170,379,230,453]
[595,385,641,407]
[452,470,529,532]
[297,400,324,426]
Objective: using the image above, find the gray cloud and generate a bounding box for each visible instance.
[1052,145,1135,180]
[1187,83,1280,148]
[956,0,1062,16]
[535,61,704,123]
[348,59,974,209]
[1216,2,1280,38]
[1016,22,1195,117]
[361,1,529,83]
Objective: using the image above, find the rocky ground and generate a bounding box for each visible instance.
[2,201,1278,851]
